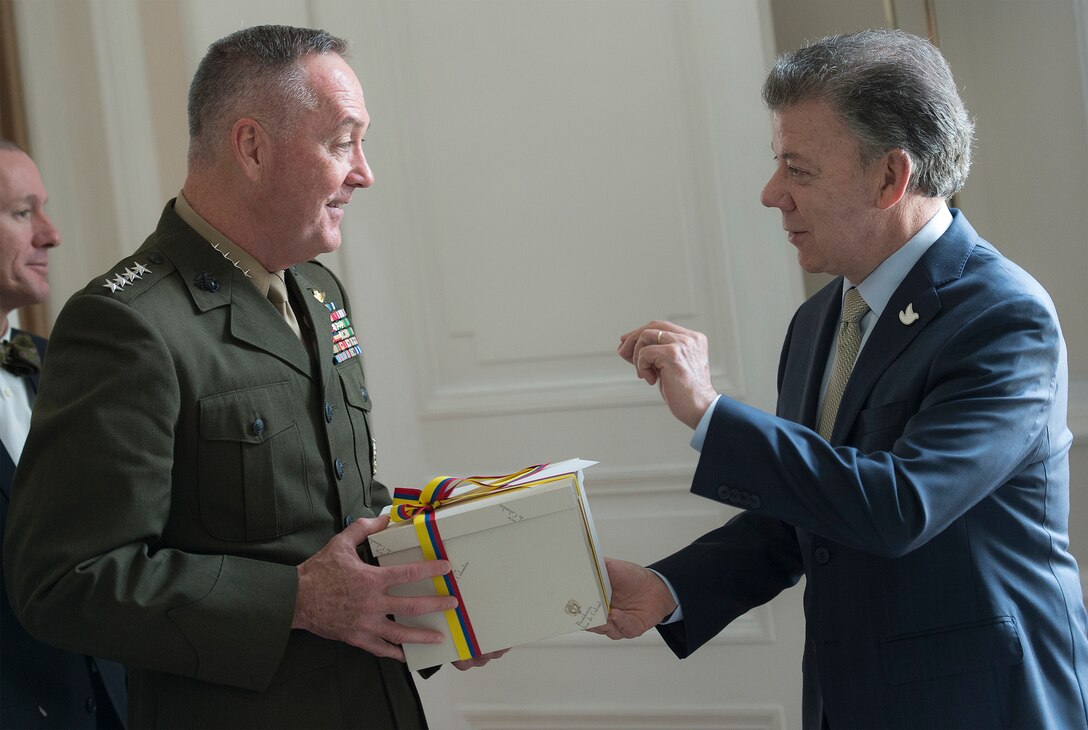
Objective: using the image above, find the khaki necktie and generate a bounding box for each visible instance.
[268,271,303,342]
[817,287,870,440]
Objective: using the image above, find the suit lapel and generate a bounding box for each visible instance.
[779,280,842,429]
[831,211,978,442]
[0,442,13,502]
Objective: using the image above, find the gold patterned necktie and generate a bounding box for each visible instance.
[267,272,303,342]
[817,287,870,440]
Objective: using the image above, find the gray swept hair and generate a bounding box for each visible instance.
[187,24,350,165]
[762,28,974,199]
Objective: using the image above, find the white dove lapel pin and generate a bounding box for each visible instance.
[899,303,920,325]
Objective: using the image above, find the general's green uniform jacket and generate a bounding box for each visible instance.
[4,202,427,728]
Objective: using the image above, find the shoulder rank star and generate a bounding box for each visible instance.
[103,260,151,293]
[311,289,326,303]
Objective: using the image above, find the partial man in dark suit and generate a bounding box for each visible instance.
[594,29,1088,729]
[4,26,498,729]
[0,139,127,728]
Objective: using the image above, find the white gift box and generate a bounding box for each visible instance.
[369,460,611,670]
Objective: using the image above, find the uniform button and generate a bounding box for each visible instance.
[360,387,369,401]
[335,458,345,479]
[814,546,830,564]
[324,402,334,423]
[252,418,265,436]
[148,251,165,265]
[85,697,97,713]
[344,515,355,528]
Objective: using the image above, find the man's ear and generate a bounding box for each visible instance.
[875,148,912,210]
[231,118,270,182]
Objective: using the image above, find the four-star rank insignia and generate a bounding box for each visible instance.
[103,260,151,293]
[326,301,362,364]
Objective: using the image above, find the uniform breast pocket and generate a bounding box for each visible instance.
[198,381,312,541]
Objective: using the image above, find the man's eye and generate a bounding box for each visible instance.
[787,166,808,177]
[13,208,31,220]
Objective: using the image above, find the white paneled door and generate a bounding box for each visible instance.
[321,3,807,727]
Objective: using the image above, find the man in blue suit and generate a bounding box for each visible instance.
[0,139,127,728]
[595,30,1088,729]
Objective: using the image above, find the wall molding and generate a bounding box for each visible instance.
[460,704,786,730]
[535,604,774,648]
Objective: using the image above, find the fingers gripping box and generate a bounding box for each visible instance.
[368,460,611,670]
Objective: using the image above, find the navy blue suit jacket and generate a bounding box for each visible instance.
[1,330,127,729]
[652,211,1088,729]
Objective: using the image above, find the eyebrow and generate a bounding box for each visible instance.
[336,116,369,132]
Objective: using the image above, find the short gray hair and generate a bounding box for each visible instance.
[187,25,350,165]
[762,28,973,199]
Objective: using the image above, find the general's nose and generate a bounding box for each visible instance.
[347,148,374,189]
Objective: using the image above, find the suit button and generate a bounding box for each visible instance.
[749,495,762,509]
[335,458,345,479]
[814,546,830,564]
[85,697,97,713]
[716,486,729,501]
[324,402,334,423]
[252,418,265,436]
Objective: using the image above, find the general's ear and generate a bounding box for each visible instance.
[231,118,271,182]
[875,148,912,210]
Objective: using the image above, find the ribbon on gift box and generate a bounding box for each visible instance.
[389,463,571,661]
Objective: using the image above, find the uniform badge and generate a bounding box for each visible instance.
[326,301,363,364]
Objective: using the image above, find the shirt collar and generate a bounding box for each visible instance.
[174,191,276,298]
[846,204,952,319]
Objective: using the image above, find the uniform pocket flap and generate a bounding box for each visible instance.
[340,367,372,411]
[880,615,1023,685]
[199,381,296,443]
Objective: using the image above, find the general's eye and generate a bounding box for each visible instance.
[13,208,31,220]
[787,165,808,177]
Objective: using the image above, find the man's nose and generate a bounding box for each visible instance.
[34,212,60,248]
[347,149,374,189]
[760,170,791,210]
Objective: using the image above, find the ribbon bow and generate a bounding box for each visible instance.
[390,464,546,523]
[1,333,42,377]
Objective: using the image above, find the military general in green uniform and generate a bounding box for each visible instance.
[4,25,499,729]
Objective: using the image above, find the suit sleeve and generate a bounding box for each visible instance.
[695,288,1064,558]
[650,511,802,658]
[3,294,297,692]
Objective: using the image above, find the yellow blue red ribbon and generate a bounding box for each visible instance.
[390,465,547,660]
